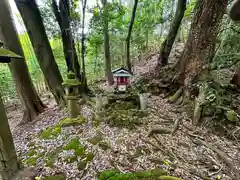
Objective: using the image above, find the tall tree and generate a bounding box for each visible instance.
[52,0,81,80]
[126,0,138,72]
[14,0,65,104]
[81,0,87,85]
[178,0,228,124]
[0,0,46,124]
[102,0,114,85]
[158,0,187,66]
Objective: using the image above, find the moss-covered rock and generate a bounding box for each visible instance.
[58,115,86,127]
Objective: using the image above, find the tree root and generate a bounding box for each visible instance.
[147,127,172,137]
[192,138,239,179]
[168,87,183,103]
[171,117,182,135]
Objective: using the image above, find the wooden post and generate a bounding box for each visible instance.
[0,94,19,180]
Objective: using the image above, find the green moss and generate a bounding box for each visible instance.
[159,176,183,180]
[99,141,110,150]
[45,158,55,168]
[85,152,94,162]
[88,135,103,145]
[77,161,87,171]
[40,126,61,139]
[40,128,52,139]
[64,155,78,163]
[62,78,80,86]
[226,110,238,122]
[98,170,120,180]
[26,149,37,157]
[44,148,62,168]
[58,116,86,127]
[97,168,168,180]
[43,175,66,180]
[24,157,38,166]
[64,138,81,150]
[75,147,85,157]
[52,126,61,136]
[27,142,35,147]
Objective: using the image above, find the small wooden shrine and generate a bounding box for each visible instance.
[0,42,22,180]
[112,67,133,92]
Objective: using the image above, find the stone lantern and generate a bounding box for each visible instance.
[62,72,80,118]
[0,41,22,180]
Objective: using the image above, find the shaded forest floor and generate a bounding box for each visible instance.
[7,46,240,180]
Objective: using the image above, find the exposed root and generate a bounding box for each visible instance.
[171,117,182,135]
[192,138,239,179]
[168,87,183,103]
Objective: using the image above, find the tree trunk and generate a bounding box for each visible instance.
[102,0,114,85]
[81,0,88,88]
[177,0,228,125]
[179,0,228,92]
[126,0,138,72]
[158,0,187,66]
[14,0,65,105]
[52,0,81,80]
[0,94,20,179]
[0,0,46,124]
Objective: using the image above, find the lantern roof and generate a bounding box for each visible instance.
[0,43,23,63]
[112,67,132,77]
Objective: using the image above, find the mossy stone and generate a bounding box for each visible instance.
[77,161,87,171]
[226,110,238,122]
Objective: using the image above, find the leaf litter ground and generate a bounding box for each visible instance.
[7,46,240,180]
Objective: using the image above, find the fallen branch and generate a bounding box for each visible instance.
[193,138,239,178]
[148,127,172,137]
